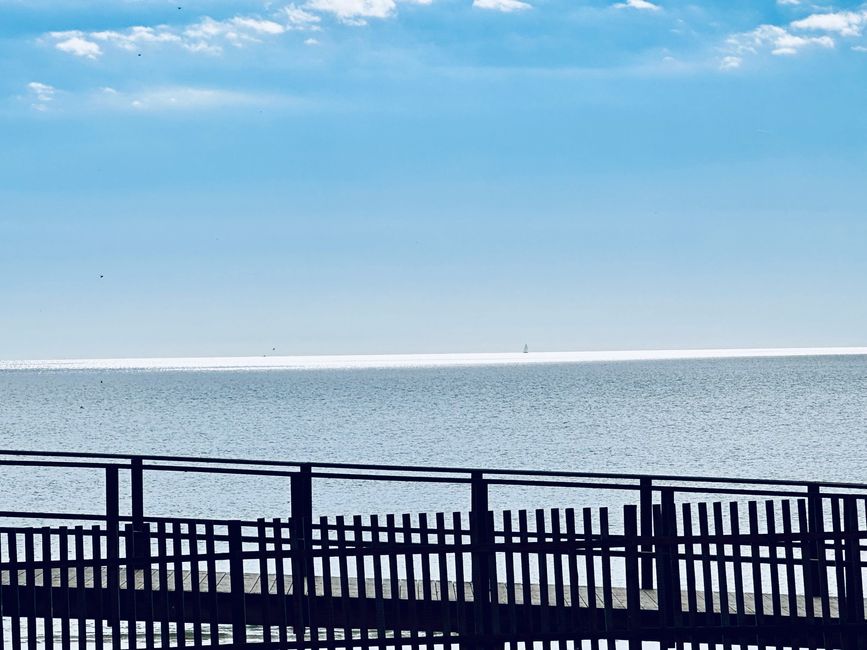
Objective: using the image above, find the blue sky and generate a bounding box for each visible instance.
[1,0,866,358]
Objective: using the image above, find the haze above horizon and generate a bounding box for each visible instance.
[4,347,867,371]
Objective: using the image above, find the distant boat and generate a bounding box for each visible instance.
[523,344,529,353]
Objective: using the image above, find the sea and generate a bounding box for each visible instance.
[1,348,866,523]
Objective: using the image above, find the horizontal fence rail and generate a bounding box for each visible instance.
[1,450,867,649]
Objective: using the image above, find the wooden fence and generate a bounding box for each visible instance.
[1,451,867,649]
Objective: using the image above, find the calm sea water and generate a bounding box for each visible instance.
[1,354,866,522]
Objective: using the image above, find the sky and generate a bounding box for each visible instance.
[1,0,866,359]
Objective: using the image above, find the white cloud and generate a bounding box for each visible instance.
[304,37,321,45]
[777,0,800,5]
[305,0,396,24]
[727,24,834,58]
[473,0,532,12]
[90,25,182,50]
[854,45,867,51]
[614,0,660,11]
[719,55,742,70]
[45,8,318,59]
[282,4,323,29]
[50,32,103,58]
[28,82,56,102]
[27,82,56,111]
[791,11,867,37]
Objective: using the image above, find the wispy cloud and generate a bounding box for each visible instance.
[44,7,322,59]
[721,6,867,68]
[613,0,661,11]
[26,82,56,111]
[719,55,741,70]
[727,24,834,58]
[473,0,532,12]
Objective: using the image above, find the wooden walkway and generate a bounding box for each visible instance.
[1,570,855,619]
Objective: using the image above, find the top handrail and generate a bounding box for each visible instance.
[1,448,866,491]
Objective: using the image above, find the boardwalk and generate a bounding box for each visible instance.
[2,450,867,649]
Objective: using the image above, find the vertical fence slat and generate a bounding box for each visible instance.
[187,520,202,647]
[41,528,55,647]
[336,515,352,646]
[517,510,531,637]
[599,507,614,640]
[124,523,138,650]
[59,527,71,647]
[796,500,816,620]
[728,502,746,628]
[418,512,434,639]
[369,515,387,645]
[24,528,36,650]
[172,522,187,647]
[780,501,798,619]
[583,507,599,650]
[141,522,155,649]
[564,508,580,644]
[747,501,765,630]
[92,524,105,650]
[764,500,782,618]
[535,508,550,643]
[624,504,641,650]
[204,521,219,648]
[712,502,730,630]
[453,512,467,642]
[652,505,668,631]
[831,497,847,626]
[435,512,452,639]
[256,518,272,645]
[502,511,517,637]
[9,531,22,648]
[550,508,565,636]
[156,521,170,648]
[354,514,370,647]
[697,503,714,628]
[73,527,87,650]
[273,518,290,647]
[318,516,335,647]
[681,503,697,631]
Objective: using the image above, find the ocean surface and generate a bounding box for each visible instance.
[1,349,866,523]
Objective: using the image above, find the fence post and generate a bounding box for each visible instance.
[130,456,150,565]
[470,471,493,647]
[105,466,121,641]
[228,521,247,644]
[654,488,680,632]
[291,464,313,636]
[806,484,825,600]
[640,477,654,589]
[623,505,641,650]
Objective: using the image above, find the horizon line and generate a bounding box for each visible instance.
[2,346,866,371]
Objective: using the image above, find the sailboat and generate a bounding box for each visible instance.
[523,344,529,353]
